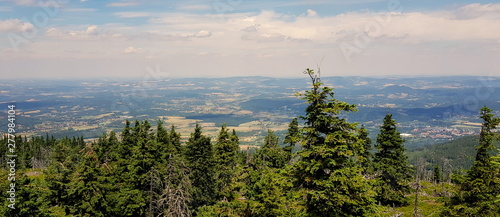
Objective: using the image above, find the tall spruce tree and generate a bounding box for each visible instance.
[373,113,413,207]
[284,118,300,154]
[214,124,240,201]
[359,125,373,174]
[66,144,108,216]
[185,124,217,209]
[255,129,288,169]
[156,120,171,157]
[169,125,183,155]
[444,106,500,216]
[294,68,376,216]
[433,164,442,184]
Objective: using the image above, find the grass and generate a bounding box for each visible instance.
[380,181,455,217]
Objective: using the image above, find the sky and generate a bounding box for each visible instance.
[0,0,499,79]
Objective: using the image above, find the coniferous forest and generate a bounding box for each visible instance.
[1,69,500,217]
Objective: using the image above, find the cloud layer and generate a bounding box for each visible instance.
[1,2,499,78]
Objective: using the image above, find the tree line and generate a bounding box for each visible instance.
[1,68,499,216]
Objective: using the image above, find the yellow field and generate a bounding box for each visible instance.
[82,113,115,119]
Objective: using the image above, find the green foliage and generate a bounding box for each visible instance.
[8,75,500,216]
[1,172,53,217]
[196,200,249,217]
[155,156,193,217]
[247,167,304,217]
[294,68,376,216]
[444,106,500,216]
[65,144,107,216]
[380,181,453,217]
[359,125,373,174]
[242,130,306,216]
[373,113,413,207]
[169,125,183,154]
[434,164,442,184]
[185,124,217,209]
[214,124,241,201]
[408,135,500,178]
[284,118,300,154]
[254,130,289,169]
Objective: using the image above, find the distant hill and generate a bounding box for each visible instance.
[380,85,416,94]
[407,134,500,171]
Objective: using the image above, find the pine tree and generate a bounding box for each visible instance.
[2,173,52,217]
[66,144,107,216]
[118,119,133,157]
[169,125,182,155]
[373,113,413,207]
[214,124,240,201]
[44,138,81,210]
[359,125,373,174]
[493,149,500,203]
[185,124,217,209]
[156,120,171,158]
[433,164,442,184]
[247,166,298,217]
[283,118,300,154]
[112,120,155,216]
[255,130,288,169]
[294,68,376,216]
[444,106,500,216]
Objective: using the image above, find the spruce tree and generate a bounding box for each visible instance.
[373,113,413,207]
[214,124,240,200]
[169,125,183,155]
[433,164,442,184]
[284,118,300,154]
[256,129,288,169]
[444,106,500,216]
[118,119,133,157]
[185,124,217,209]
[359,125,373,174]
[156,120,171,158]
[44,138,81,210]
[3,173,51,217]
[66,144,107,216]
[294,68,376,216]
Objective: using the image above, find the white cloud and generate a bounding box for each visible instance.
[193,30,212,38]
[306,9,317,17]
[196,51,208,56]
[85,25,98,35]
[241,32,286,42]
[122,46,146,54]
[44,25,124,40]
[5,3,500,78]
[242,24,260,32]
[0,19,33,32]
[452,3,500,20]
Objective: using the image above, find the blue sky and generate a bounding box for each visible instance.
[1,0,499,79]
